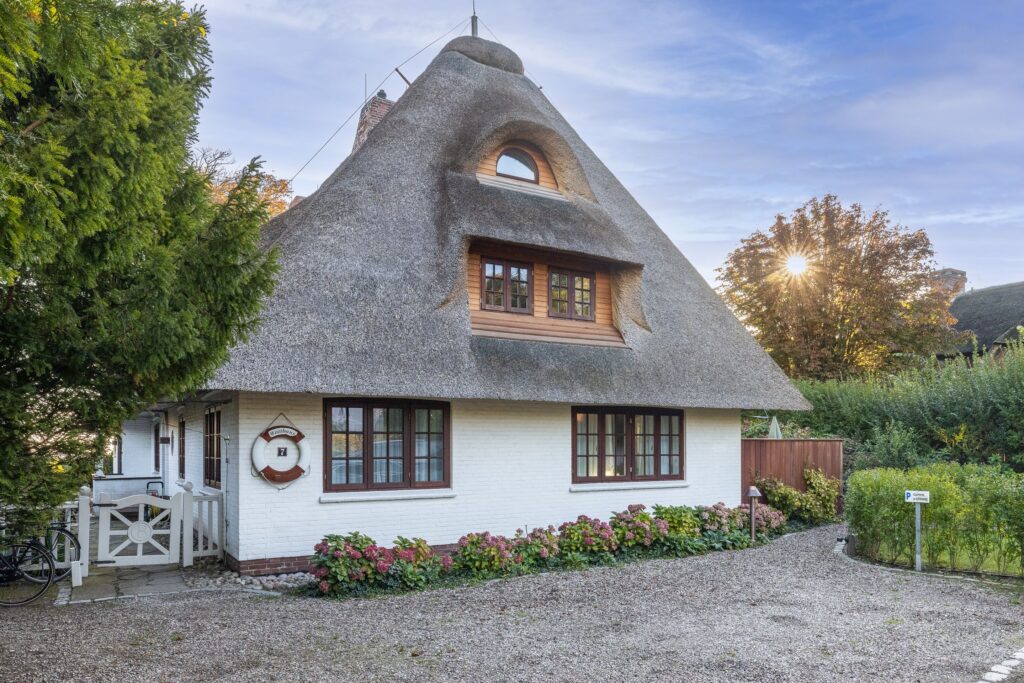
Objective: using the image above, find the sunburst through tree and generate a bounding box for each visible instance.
[717,195,962,379]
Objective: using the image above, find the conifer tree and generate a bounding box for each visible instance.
[1,1,277,536]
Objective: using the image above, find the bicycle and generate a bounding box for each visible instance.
[44,520,81,583]
[0,538,55,607]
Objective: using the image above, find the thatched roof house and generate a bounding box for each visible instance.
[106,35,806,575]
[209,36,805,411]
[951,280,1024,355]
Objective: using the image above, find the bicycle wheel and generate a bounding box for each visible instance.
[45,527,81,582]
[0,543,55,607]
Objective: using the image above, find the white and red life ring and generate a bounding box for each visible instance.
[251,425,310,486]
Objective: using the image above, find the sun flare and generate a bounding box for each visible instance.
[785,254,808,276]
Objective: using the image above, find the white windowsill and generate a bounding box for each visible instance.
[319,490,456,504]
[569,481,690,493]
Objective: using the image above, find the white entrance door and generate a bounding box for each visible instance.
[96,493,182,566]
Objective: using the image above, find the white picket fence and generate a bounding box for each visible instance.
[72,481,223,584]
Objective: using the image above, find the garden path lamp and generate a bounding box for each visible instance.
[747,486,762,543]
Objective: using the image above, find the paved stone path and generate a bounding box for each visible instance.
[61,564,188,605]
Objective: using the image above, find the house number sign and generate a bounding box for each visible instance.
[250,422,310,488]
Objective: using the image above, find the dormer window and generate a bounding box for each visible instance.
[468,243,624,347]
[477,141,560,196]
[549,269,594,321]
[495,148,539,183]
[481,258,532,313]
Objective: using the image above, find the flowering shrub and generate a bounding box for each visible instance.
[310,532,446,595]
[453,531,519,577]
[732,504,787,536]
[513,526,560,569]
[610,504,669,550]
[652,505,701,538]
[558,515,618,554]
[311,501,792,598]
[696,503,740,534]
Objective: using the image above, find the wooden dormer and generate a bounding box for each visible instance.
[467,242,625,347]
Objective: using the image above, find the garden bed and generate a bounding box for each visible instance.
[307,502,792,599]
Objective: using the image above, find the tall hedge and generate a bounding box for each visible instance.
[781,341,1024,469]
[846,464,1024,575]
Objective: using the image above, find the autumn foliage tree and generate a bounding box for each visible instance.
[0,1,277,537]
[195,147,292,217]
[718,195,960,380]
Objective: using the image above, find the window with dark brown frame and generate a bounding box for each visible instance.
[324,399,450,492]
[153,423,161,472]
[203,409,222,489]
[481,258,532,314]
[572,407,684,483]
[549,269,595,321]
[178,417,186,480]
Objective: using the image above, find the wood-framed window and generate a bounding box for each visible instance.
[178,417,186,480]
[495,147,539,183]
[153,423,161,472]
[571,407,683,483]
[549,269,595,321]
[323,399,450,492]
[481,258,532,314]
[203,409,222,489]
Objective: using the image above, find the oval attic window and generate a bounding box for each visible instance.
[495,148,539,183]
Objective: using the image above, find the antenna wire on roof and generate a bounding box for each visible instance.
[287,15,471,185]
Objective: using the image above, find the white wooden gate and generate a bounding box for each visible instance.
[95,492,182,567]
[81,482,223,572]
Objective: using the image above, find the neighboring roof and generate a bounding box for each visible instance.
[951,281,1024,353]
[210,36,808,411]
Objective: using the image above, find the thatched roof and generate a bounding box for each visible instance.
[210,37,808,410]
[951,281,1024,353]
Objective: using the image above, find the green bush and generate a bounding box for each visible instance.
[652,505,701,537]
[847,422,939,471]
[754,469,839,525]
[846,463,1024,575]
[780,341,1024,470]
[802,469,840,524]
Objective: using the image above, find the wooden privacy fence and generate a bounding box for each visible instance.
[741,439,844,505]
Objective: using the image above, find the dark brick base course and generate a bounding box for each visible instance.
[226,553,313,577]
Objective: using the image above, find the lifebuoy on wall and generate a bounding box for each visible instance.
[251,425,310,487]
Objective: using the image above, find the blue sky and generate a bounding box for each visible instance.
[197,1,1024,289]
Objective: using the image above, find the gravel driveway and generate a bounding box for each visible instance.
[4,526,1023,682]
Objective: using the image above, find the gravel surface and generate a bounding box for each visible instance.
[4,526,1023,682]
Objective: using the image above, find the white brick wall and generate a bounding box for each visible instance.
[231,392,741,562]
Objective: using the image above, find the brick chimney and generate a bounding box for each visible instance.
[933,268,968,298]
[352,89,394,153]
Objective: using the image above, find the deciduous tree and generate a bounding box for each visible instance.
[0,1,277,537]
[195,147,292,217]
[717,195,959,379]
